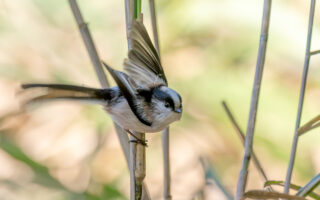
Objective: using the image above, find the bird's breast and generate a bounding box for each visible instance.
[104,98,163,133]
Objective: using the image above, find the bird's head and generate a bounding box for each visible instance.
[149,86,182,124]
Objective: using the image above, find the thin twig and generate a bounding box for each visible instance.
[125,0,134,49]
[284,0,316,194]
[235,1,272,199]
[129,131,146,200]
[296,173,320,197]
[149,0,160,56]
[264,180,320,199]
[162,128,171,200]
[309,49,320,56]
[129,135,136,200]
[298,115,320,136]
[222,101,272,190]
[125,1,147,200]
[68,0,109,88]
[199,157,234,200]
[148,0,172,199]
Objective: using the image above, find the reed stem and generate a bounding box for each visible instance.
[235,1,272,199]
[284,0,316,194]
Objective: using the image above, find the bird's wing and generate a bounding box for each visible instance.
[103,62,152,126]
[123,18,167,88]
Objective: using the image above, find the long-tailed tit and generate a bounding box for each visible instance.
[22,19,182,136]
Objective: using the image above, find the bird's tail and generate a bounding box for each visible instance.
[21,83,112,104]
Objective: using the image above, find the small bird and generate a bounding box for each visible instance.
[22,18,182,137]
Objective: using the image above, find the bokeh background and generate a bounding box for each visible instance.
[0,0,320,199]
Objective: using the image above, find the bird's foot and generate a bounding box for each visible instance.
[129,139,148,146]
[126,130,148,147]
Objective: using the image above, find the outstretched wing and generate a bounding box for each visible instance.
[123,18,167,88]
[102,62,152,126]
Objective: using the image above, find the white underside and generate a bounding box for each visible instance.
[104,100,180,133]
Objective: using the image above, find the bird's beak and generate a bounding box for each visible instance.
[174,108,182,113]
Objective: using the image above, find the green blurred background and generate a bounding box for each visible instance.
[0,0,320,199]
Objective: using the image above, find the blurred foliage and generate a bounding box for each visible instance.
[0,0,320,199]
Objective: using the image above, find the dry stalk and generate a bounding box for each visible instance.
[284,0,316,194]
[148,0,172,199]
[124,1,147,199]
[149,0,160,56]
[162,128,171,200]
[298,115,320,136]
[235,1,272,199]
[129,133,146,200]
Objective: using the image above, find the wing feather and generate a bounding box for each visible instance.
[102,62,152,126]
[124,18,167,87]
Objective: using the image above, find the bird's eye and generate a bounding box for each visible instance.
[165,102,170,108]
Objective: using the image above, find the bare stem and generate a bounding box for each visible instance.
[298,115,320,136]
[125,1,147,199]
[129,133,146,200]
[68,0,109,88]
[162,128,171,200]
[222,101,272,191]
[235,1,272,199]
[148,0,172,199]
[284,0,316,194]
[149,0,160,56]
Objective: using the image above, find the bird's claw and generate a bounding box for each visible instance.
[129,139,148,147]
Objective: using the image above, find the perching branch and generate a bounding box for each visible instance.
[235,1,272,199]
[284,0,316,194]
[125,1,147,200]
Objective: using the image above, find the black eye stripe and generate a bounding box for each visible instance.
[165,98,175,109]
[153,87,175,110]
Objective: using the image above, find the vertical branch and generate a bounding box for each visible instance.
[125,1,147,200]
[124,3,135,196]
[149,0,160,55]
[129,132,146,200]
[235,1,272,199]
[129,135,136,200]
[125,0,134,49]
[149,0,171,199]
[162,128,171,200]
[284,0,316,194]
